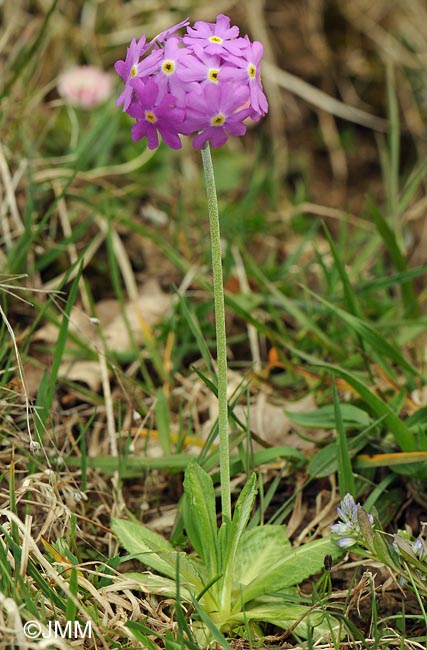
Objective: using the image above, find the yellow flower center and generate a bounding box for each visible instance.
[248,64,256,79]
[145,111,157,123]
[211,113,225,127]
[209,35,223,44]
[208,68,220,83]
[131,64,138,78]
[162,60,175,75]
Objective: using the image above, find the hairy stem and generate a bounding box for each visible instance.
[201,142,231,524]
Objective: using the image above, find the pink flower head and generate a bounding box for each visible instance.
[183,14,247,56]
[114,14,268,150]
[58,65,113,109]
[128,77,185,150]
[182,82,251,149]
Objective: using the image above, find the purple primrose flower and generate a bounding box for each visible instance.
[114,14,268,150]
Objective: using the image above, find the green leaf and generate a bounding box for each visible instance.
[36,261,83,438]
[176,293,214,378]
[190,597,232,649]
[310,438,366,478]
[334,383,355,497]
[220,474,257,616]
[311,362,417,452]
[232,525,291,598]
[65,445,306,478]
[368,200,419,317]
[125,621,160,649]
[240,537,344,603]
[155,387,172,455]
[124,571,194,602]
[307,288,423,380]
[182,462,218,575]
[286,403,370,429]
[224,474,257,571]
[228,599,339,641]
[242,259,343,355]
[309,411,386,477]
[66,453,193,474]
[0,0,60,102]
[111,518,199,584]
[322,223,361,318]
[357,267,427,296]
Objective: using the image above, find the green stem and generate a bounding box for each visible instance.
[200,142,231,524]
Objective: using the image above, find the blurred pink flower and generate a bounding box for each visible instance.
[58,65,113,109]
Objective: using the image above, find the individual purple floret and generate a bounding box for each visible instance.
[182,83,251,149]
[154,37,198,103]
[178,47,223,86]
[183,14,247,56]
[221,38,268,117]
[331,493,373,548]
[115,37,162,111]
[128,78,185,150]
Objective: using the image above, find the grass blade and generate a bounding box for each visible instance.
[368,200,419,318]
[312,361,417,452]
[333,382,355,497]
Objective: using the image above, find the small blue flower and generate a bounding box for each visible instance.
[331,493,373,548]
[412,538,426,560]
[337,537,357,548]
[337,493,359,523]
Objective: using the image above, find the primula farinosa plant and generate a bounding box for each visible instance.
[112,15,343,645]
[332,494,427,600]
[115,14,268,525]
